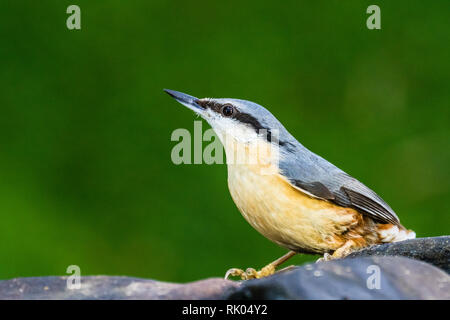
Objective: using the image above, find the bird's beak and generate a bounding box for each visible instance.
[164,89,204,113]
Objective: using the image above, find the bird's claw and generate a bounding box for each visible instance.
[224,268,246,280]
[224,265,275,280]
[316,252,332,263]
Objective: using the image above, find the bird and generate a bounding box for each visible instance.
[164,89,416,280]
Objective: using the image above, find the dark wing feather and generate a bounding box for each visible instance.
[279,147,401,226]
[339,185,400,225]
[293,181,336,200]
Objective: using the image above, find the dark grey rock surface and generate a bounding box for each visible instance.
[0,236,448,300]
[226,256,450,300]
[0,276,238,300]
[348,236,450,273]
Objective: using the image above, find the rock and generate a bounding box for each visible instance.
[0,236,448,300]
[348,236,450,273]
[226,256,450,300]
[0,276,238,300]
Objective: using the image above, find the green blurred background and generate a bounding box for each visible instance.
[0,1,449,282]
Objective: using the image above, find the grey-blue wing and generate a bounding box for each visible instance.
[279,147,401,226]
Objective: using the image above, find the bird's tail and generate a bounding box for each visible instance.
[377,224,416,243]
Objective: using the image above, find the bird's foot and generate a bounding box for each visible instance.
[316,239,363,263]
[316,252,332,263]
[224,264,275,280]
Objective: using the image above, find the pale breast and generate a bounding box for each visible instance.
[227,162,358,253]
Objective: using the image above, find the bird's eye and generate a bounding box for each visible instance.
[221,104,234,117]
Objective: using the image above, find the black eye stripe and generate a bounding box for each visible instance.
[195,99,222,112]
[233,113,263,129]
[195,99,288,145]
[197,100,263,127]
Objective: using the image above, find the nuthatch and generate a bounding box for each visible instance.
[164,89,416,280]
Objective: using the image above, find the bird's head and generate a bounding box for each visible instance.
[164,89,287,148]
